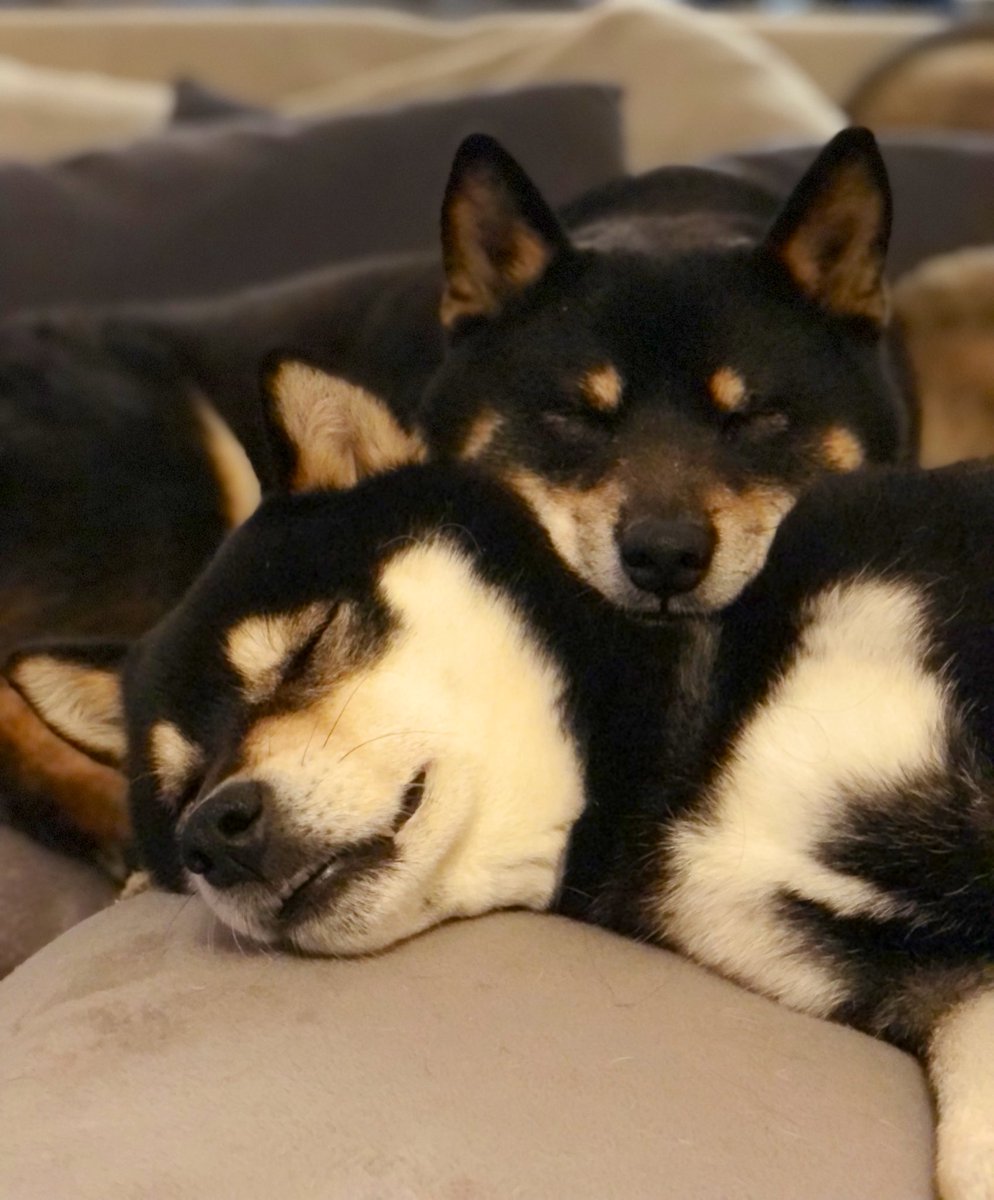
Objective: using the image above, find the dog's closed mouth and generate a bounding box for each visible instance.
[277,767,428,926]
[278,837,394,925]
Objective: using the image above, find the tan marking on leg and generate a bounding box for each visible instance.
[119,870,153,900]
[459,411,502,460]
[149,719,202,801]
[581,365,624,414]
[821,426,866,472]
[195,397,261,528]
[708,368,747,413]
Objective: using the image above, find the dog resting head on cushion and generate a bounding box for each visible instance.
[7,370,994,1200]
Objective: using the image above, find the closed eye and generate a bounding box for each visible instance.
[722,405,790,439]
[281,607,340,685]
[543,407,614,441]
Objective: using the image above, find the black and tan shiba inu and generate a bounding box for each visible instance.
[8,372,992,1200]
[9,126,911,624]
[0,125,909,856]
[239,124,913,614]
[416,125,913,614]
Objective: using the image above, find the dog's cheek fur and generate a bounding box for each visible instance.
[693,484,797,611]
[148,719,203,802]
[503,468,629,601]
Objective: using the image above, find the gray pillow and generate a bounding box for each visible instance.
[0,896,935,1200]
[712,133,994,279]
[0,83,622,315]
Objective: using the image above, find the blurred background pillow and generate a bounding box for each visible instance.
[0,82,622,314]
[0,54,169,161]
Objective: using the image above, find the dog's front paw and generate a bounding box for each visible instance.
[118,870,152,901]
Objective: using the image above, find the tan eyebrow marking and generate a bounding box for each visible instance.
[460,410,502,460]
[225,604,326,703]
[821,426,866,472]
[580,364,624,413]
[149,720,202,800]
[708,368,748,413]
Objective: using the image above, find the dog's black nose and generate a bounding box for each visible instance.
[619,517,714,598]
[179,781,268,890]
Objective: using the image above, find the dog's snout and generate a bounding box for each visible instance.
[180,780,268,890]
[619,516,714,599]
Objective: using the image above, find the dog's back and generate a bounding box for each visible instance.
[0,313,259,858]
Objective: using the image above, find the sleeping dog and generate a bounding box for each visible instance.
[10,126,911,617]
[417,125,913,614]
[8,371,992,1199]
[207,124,913,612]
[0,126,908,856]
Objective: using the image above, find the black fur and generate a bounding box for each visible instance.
[0,128,916,858]
[3,129,914,611]
[0,317,229,656]
[24,455,984,1051]
[13,456,994,1190]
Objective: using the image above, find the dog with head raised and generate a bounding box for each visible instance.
[0,126,909,863]
[424,126,911,613]
[263,127,912,614]
[8,372,994,1200]
[3,127,910,630]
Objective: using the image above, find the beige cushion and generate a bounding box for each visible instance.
[0,893,934,1198]
[848,29,994,134]
[895,246,994,468]
[0,3,842,171]
[277,0,845,172]
[0,825,114,979]
[0,54,168,160]
[745,12,941,107]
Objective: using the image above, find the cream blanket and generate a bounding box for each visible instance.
[0,1,843,168]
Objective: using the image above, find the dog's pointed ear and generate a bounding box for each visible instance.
[763,127,891,327]
[440,134,570,331]
[260,359,426,493]
[5,641,129,768]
